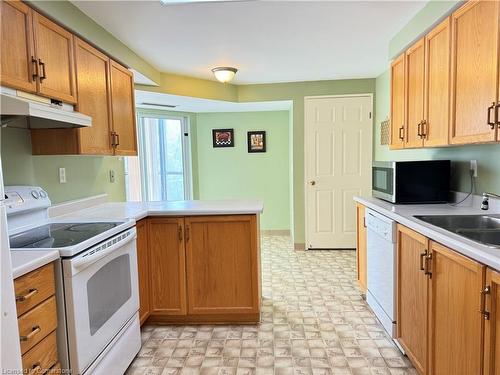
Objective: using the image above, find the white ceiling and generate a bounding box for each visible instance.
[73,0,427,84]
[135,90,292,112]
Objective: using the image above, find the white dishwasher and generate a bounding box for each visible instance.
[365,208,397,338]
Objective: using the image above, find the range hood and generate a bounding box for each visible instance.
[0,89,91,129]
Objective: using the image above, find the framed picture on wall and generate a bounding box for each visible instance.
[247,131,266,153]
[212,129,234,148]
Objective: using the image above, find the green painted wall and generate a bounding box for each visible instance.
[374,71,500,195]
[0,127,125,203]
[196,111,291,230]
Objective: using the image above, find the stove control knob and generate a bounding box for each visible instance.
[39,190,47,198]
[31,190,40,199]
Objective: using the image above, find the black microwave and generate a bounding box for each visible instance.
[372,160,451,204]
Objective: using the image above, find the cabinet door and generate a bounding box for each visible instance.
[74,38,113,155]
[148,217,187,315]
[390,54,406,149]
[185,215,260,315]
[110,61,137,156]
[484,268,500,375]
[429,241,485,375]
[136,219,150,325]
[424,17,450,147]
[405,38,425,148]
[32,12,76,103]
[0,0,37,92]
[356,204,367,293]
[396,225,429,375]
[450,0,499,144]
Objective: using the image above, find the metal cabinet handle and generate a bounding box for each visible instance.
[495,103,500,128]
[20,325,41,342]
[479,285,491,320]
[115,133,120,147]
[421,120,427,138]
[31,57,38,82]
[398,126,405,140]
[38,59,46,82]
[419,251,427,271]
[16,288,38,302]
[424,253,432,278]
[417,121,423,138]
[178,225,183,241]
[186,225,190,242]
[487,102,496,129]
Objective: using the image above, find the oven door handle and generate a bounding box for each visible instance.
[71,231,136,271]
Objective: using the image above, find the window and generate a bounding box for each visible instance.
[125,115,192,202]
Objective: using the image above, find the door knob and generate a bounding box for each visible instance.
[308,181,316,186]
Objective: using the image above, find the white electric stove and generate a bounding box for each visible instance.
[6,186,141,375]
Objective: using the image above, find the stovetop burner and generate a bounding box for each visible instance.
[9,222,121,249]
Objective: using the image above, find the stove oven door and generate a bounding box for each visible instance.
[62,228,139,374]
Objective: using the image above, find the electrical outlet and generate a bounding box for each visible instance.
[470,160,478,178]
[109,170,115,183]
[59,167,67,183]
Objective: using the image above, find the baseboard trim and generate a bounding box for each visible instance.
[261,230,291,236]
[294,243,305,251]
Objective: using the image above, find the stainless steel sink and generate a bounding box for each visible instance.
[414,214,500,248]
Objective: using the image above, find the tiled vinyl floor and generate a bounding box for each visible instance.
[126,235,416,375]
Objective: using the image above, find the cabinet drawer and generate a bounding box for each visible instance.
[18,296,57,354]
[15,263,55,316]
[22,331,58,374]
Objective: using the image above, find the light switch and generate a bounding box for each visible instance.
[109,170,115,183]
[59,167,66,184]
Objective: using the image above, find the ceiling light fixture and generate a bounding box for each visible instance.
[211,67,238,83]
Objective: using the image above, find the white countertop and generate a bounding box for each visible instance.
[354,196,500,271]
[55,199,264,222]
[11,250,59,279]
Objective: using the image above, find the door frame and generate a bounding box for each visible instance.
[303,93,373,250]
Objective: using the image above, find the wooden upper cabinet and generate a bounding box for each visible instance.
[450,0,499,144]
[148,218,187,316]
[0,0,37,92]
[424,17,451,147]
[429,241,485,375]
[110,61,137,156]
[136,219,150,325]
[185,215,260,316]
[32,12,77,104]
[405,38,426,148]
[390,54,406,149]
[484,268,500,375]
[74,38,113,155]
[356,204,367,293]
[396,225,429,375]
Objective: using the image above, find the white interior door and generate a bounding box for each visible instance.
[305,95,372,249]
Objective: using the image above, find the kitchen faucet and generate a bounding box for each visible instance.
[481,192,500,210]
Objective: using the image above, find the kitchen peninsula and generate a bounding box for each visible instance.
[55,198,264,325]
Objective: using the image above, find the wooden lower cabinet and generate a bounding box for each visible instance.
[483,268,500,375]
[394,224,489,375]
[136,219,150,325]
[139,214,260,324]
[429,241,485,375]
[396,225,429,375]
[185,215,260,317]
[148,217,187,317]
[356,204,367,292]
